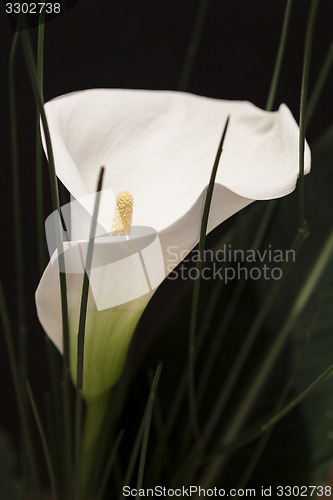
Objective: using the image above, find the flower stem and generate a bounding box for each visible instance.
[80,393,110,499]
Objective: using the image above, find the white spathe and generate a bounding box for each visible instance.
[35,89,311,398]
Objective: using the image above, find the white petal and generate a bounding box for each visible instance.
[44,89,310,235]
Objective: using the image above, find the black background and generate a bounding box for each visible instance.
[0,0,332,471]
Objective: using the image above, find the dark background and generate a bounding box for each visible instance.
[0,0,332,474]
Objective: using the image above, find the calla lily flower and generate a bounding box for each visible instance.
[35,89,311,400]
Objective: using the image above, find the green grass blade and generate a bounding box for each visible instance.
[261,364,333,432]
[138,233,236,461]
[237,285,329,488]
[36,10,46,272]
[35,10,64,486]
[119,364,162,500]
[26,381,58,500]
[145,367,170,483]
[136,363,162,491]
[173,282,223,435]
[188,116,230,441]
[298,0,320,228]
[119,418,145,498]
[197,0,322,485]
[199,226,333,487]
[177,230,307,489]
[9,27,28,394]
[0,282,40,497]
[174,204,278,475]
[9,26,33,496]
[89,369,132,495]
[306,42,333,128]
[188,0,295,458]
[204,323,333,462]
[266,0,293,111]
[147,279,224,484]
[96,431,124,500]
[178,0,211,91]
[198,361,333,494]
[19,27,73,497]
[74,167,104,500]
[197,201,277,406]
[202,228,306,448]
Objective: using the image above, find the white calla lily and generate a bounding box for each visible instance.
[35,89,311,399]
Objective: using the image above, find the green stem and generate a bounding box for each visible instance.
[118,364,162,500]
[0,282,40,498]
[36,9,46,273]
[197,201,276,406]
[19,27,73,497]
[306,42,333,128]
[178,229,307,490]
[9,27,32,496]
[27,381,58,500]
[188,117,230,441]
[96,430,124,500]
[90,367,131,495]
[178,0,211,91]
[35,10,64,490]
[75,168,104,499]
[298,0,320,228]
[202,228,306,446]
[148,278,224,483]
[197,227,333,489]
[266,0,293,111]
[261,364,333,431]
[237,285,329,488]
[190,0,293,460]
[9,27,28,396]
[136,363,162,493]
[120,410,146,499]
[204,354,333,463]
[184,0,292,469]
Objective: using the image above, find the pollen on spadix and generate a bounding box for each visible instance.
[112,191,133,235]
